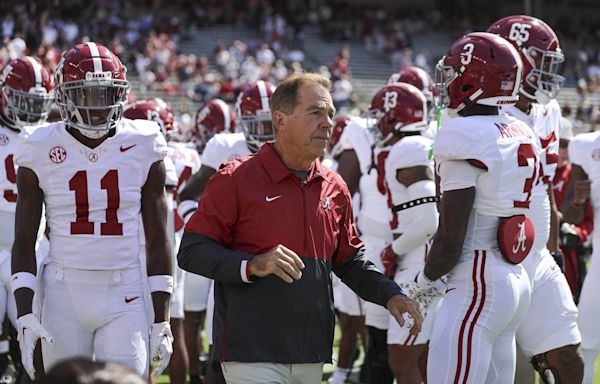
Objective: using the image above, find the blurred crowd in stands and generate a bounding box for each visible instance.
[2,0,600,131]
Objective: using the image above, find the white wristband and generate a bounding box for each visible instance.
[148,275,174,294]
[177,200,198,225]
[11,272,37,294]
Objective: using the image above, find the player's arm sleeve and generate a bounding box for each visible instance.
[434,127,491,172]
[164,156,178,188]
[438,160,483,192]
[178,233,254,284]
[568,136,590,173]
[199,136,222,170]
[391,179,439,255]
[177,165,253,283]
[142,126,169,185]
[13,133,34,169]
[332,188,405,306]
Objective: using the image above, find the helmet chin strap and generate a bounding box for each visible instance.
[519,86,538,103]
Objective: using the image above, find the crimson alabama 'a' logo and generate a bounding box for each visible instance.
[49,146,67,163]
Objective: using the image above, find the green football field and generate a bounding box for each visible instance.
[156,358,600,384]
[155,333,600,384]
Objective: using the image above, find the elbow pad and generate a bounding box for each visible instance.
[391,180,438,255]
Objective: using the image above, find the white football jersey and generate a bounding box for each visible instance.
[502,99,561,251]
[0,125,20,214]
[385,135,434,235]
[435,113,538,252]
[339,117,392,240]
[569,131,600,243]
[421,119,439,141]
[14,119,168,270]
[200,132,251,171]
[168,141,201,232]
[0,124,21,249]
[168,141,201,199]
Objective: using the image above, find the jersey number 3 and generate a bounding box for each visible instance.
[69,170,123,235]
[514,143,538,209]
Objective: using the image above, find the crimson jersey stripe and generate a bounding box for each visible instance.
[453,250,481,384]
[462,250,487,383]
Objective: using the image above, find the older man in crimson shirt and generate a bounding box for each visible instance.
[178,73,422,384]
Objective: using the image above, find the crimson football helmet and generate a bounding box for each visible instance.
[435,32,523,113]
[0,57,53,130]
[55,42,129,139]
[388,66,435,121]
[327,115,350,159]
[236,80,276,152]
[487,15,563,104]
[123,98,177,139]
[192,98,236,148]
[367,83,428,146]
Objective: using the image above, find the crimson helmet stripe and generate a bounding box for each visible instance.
[25,57,42,87]
[86,42,103,73]
[214,99,231,131]
[256,80,270,111]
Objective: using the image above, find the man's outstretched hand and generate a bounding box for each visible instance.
[386,294,423,336]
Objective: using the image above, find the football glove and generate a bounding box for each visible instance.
[17,313,54,379]
[399,271,446,319]
[149,321,174,377]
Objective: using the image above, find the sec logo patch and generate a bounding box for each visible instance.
[0,133,9,146]
[592,148,600,161]
[49,146,67,163]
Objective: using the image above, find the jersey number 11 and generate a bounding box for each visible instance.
[69,170,123,236]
